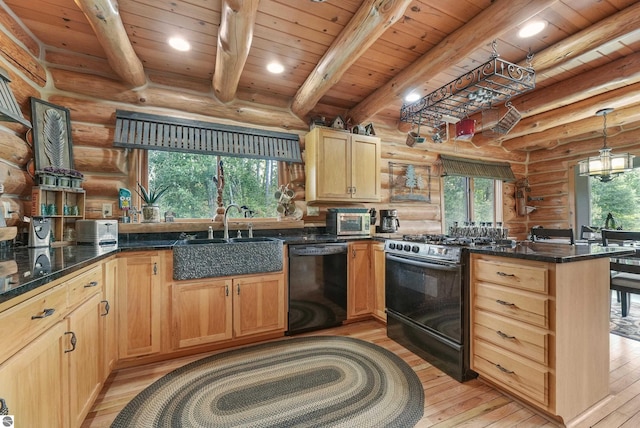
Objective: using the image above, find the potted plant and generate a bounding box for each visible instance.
[135,182,168,223]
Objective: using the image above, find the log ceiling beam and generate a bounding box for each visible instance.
[291,0,412,120]
[346,0,558,124]
[213,0,259,103]
[74,0,146,87]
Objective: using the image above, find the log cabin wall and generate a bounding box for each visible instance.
[0,5,635,241]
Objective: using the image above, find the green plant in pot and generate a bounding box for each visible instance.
[135,182,168,223]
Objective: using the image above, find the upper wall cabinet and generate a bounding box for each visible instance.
[305,128,381,202]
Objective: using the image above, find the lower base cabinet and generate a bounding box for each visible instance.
[347,241,373,319]
[0,321,69,427]
[170,273,285,350]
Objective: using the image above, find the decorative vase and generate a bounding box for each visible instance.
[142,204,160,223]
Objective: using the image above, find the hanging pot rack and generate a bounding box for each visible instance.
[400,42,535,131]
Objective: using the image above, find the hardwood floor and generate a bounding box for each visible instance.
[82,320,640,427]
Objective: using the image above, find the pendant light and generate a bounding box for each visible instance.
[578,108,634,182]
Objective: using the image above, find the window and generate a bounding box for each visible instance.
[443,176,502,234]
[147,151,280,219]
[575,166,640,230]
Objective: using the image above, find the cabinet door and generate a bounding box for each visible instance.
[0,321,69,428]
[102,258,118,379]
[171,278,233,349]
[316,130,352,200]
[233,274,285,338]
[351,135,381,201]
[372,241,386,321]
[67,292,103,428]
[348,242,373,319]
[117,252,162,359]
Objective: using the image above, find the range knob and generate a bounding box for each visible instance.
[388,242,395,249]
[411,245,420,253]
[403,244,411,251]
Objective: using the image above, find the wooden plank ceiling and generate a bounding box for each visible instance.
[4,0,640,153]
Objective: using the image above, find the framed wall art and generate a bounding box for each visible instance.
[30,97,74,172]
[389,161,431,203]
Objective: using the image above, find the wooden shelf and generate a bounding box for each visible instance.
[31,187,86,244]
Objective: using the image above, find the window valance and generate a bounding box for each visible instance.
[438,154,516,181]
[113,110,302,163]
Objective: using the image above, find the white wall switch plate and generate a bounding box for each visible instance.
[307,206,319,216]
[2,201,10,218]
[103,203,113,218]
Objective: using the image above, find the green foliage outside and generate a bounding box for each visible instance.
[590,169,640,230]
[443,176,496,234]
[148,151,279,219]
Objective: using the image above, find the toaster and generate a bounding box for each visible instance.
[76,220,118,246]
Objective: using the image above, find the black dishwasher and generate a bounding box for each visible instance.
[287,242,348,335]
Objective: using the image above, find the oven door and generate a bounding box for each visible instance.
[385,253,463,344]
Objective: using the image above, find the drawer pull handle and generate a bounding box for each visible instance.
[496,330,516,340]
[496,299,515,307]
[64,331,77,353]
[31,308,55,319]
[495,364,515,374]
[101,300,110,316]
[84,281,99,288]
[496,271,515,277]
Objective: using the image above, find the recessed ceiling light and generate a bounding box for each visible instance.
[518,20,546,38]
[267,62,284,74]
[404,92,420,103]
[168,37,191,52]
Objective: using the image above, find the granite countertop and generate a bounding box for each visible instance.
[468,241,636,262]
[0,244,118,305]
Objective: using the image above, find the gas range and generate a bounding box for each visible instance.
[384,234,515,263]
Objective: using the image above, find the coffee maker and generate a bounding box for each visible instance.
[378,209,399,233]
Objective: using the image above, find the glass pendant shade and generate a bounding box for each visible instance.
[578,108,634,182]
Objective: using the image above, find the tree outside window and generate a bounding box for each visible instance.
[147,151,280,219]
[443,176,499,234]
[589,169,640,230]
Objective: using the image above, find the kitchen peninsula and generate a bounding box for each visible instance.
[467,242,635,425]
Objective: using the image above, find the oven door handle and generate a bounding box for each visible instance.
[386,253,459,271]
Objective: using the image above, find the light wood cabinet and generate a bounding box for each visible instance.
[170,273,285,350]
[305,127,381,202]
[66,292,103,428]
[102,258,118,379]
[372,241,386,322]
[233,273,286,338]
[117,251,163,359]
[170,278,233,349]
[0,321,69,428]
[348,241,373,319]
[469,253,611,424]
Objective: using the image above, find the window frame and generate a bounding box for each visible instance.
[442,175,503,233]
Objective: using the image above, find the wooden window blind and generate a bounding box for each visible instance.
[439,154,516,181]
[113,110,302,163]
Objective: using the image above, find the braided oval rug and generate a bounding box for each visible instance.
[111,336,424,428]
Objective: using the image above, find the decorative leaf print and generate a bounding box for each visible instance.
[43,108,66,168]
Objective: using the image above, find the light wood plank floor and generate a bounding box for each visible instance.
[82,320,640,427]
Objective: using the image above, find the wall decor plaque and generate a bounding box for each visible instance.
[389,162,431,203]
[30,97,74,172]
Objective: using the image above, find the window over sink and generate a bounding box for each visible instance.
[146,151,281,219]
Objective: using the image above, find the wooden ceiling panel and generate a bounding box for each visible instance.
[3,0,640,152]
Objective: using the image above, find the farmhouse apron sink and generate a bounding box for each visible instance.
[173,238,283,280]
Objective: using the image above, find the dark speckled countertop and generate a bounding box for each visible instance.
[467,241,635,262]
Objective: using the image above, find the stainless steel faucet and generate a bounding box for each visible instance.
[223,204,242,240]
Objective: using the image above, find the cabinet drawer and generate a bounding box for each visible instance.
[473,310,549,365]
[473,340,549,406]
[0,284,67,363]
[475,282,549,328]
[474,258,548,293]
[67,265,102,307]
